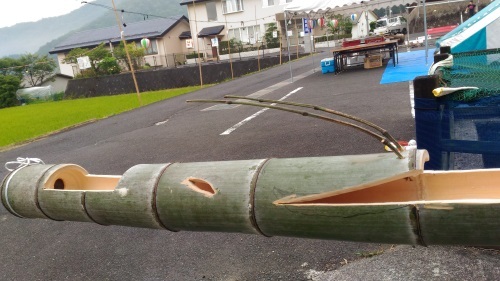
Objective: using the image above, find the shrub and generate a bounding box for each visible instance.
[0,75,21,109]
[186,52,202,59]
[98,57,121,75]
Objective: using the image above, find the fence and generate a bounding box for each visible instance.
[414,48,500,170]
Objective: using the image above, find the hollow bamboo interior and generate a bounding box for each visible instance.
[276,169,500,205]
[42,165,120,191]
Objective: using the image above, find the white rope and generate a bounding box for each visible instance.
[428,54,454,75]
[5,157,45,172]
[3,168,25,218]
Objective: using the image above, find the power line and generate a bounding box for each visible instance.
[80,1,281,26]
[81,1,170,20]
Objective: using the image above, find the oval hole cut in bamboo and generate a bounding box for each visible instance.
[155,159,268,234]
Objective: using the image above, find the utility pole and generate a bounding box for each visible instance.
[111,0,142,106]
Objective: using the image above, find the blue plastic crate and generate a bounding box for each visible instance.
[321,58,335,74]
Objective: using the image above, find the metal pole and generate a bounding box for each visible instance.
[225,15,234,80]
[310,26,315,73]
[192,0,204,87]
[406,8,410,50]
[284,12,294,82]
[423,0,429,64]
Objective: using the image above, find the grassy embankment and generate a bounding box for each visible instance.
[0,86,202,149]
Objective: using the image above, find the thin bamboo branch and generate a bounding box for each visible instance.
[224,95,403,152]
[187,99,404,159]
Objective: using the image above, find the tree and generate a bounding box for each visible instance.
[97,57,121,75]
[64,43,111,77]
[391,5,401,16]
[19,53,57,87]
[264,23,280,49]
[327,15,353,37]
[373,8,386,18]
[0,75,21,109]
[0,57,24,79]
[114,42,146,71]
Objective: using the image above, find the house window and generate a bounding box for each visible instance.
[136,40,158,55]
[263,0,275,6]
[222,0,244,14]
[228,25,261,44]
[206,2,218,21]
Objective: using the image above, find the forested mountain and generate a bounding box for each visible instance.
[0,0,186,57]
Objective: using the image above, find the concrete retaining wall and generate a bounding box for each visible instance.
[65,55,294,98]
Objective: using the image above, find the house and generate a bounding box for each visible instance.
[49,15,191,77]
[180,0,307,58]
[39,73,73,93]
[351,10,379,39]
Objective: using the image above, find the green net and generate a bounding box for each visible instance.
[438,48,500,102]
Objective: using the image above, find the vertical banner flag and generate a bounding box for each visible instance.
[303,18,309,34]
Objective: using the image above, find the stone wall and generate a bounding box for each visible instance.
[65,55,296,98]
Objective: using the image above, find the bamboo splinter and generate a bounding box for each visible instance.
[187,99,404,159]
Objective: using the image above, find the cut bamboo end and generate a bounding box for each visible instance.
[38,164,112,223]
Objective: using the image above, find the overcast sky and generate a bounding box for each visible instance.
[0,0,96,28]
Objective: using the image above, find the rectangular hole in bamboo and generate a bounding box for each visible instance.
[275,170,500,205]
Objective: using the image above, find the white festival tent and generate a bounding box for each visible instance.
[281,0,419,80]
[284,0,415,17]
[436,0,500,53]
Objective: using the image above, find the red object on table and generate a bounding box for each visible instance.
[342,36,385,48]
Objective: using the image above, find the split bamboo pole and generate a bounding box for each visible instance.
[3,149,500,246]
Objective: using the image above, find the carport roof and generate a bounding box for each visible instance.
[180,0,211,5]
[198,25,225,38]
[179,31,192,39]
[50,15,188,54]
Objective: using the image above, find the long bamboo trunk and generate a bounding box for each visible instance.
[3,149,500,246]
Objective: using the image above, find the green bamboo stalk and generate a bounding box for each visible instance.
[38,164,95,222]
[85,164,170,229]
[1,164,55,219]
[156,159,267,234]
[3,149,500,246]
[253,154,419,244]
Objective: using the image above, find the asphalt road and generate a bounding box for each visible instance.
[1,49,499,280]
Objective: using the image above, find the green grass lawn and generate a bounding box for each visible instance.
[0,86,202,149]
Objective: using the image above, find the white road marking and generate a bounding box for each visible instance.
[202,68,319,111]
[155,119,169,126]
[220,87,304,135]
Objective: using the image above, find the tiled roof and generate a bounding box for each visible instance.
[50,15,188,54]
[198,25,225,37]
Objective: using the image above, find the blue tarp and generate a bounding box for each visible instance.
[380,49,434,84]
